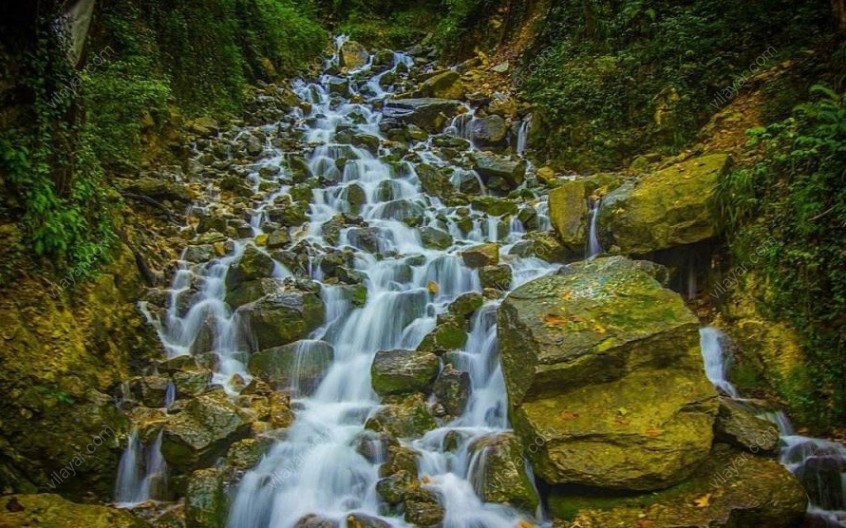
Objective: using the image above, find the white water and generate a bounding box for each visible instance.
[699,327,846,526]
[587,198,602,259]
[516,115,531,158]
[115,430,168,506]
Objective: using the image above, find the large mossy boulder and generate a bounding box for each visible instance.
[160,392,254,471]
[248,340,334,394]
[549,444,807,528]
[714,397,780,455]
[598,153,730,255]
[418,70,465,100]
[237,289,325,351]
[548,180,587,258]
[339,40,369,70]
[472,152,526,192]
[0,494,148,528]
[468,433,539,512]
[371,349,440,396]
[498,257,718,490]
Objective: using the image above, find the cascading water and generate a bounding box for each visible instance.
[586,198,602,259]
[221,41,558,528]
[114,37,558,525]
[699,327,846,527]
[516,115,531,158]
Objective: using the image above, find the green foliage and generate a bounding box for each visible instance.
[434,0,498,50]
[0,14,116,272]
[522,0,828,171]
[716,85,846,426]
[321,0,441,48]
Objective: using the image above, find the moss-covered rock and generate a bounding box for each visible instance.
[461,243,499,269]
[548,180,588,258]
[371,349,440,396]
[0,494,149,528]
[432,364,471,416]
[714,397,780,455]
[384,99,462,132]
[365,394,437,438]
[499,257,718,490]
[548,445,807,528]
[186,468,228,528]
[225,245,275,290]
[402,488,444,527]
[160,392,254,471]
[236,288,325,351]
[472,152,526,192]
[509,232,568,263]
[418,70,466,100]
[468,433,539,512]
[598,154,731,255]
[340,40,369,70]
[248,340,334,393]
[480,265,512,291]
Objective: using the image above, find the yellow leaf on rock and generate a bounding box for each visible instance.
[427,281,439,294]
[693,493,711,508]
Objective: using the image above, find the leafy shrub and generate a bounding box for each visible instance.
[716,85,846,426]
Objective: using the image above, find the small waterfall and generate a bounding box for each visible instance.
[699,327,739,398]
[516,114,532,157]
[699,327,846,526]
[115,430,168,506]
[587,198,603,259]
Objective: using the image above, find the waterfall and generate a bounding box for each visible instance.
[699,327,846,526]
[115,430,168,506]
[587,198,603,259]
[516,114,532,157]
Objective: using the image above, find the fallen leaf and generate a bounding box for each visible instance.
[693,493,711,508]
[617,407,629,416]
[636,520,654,528]
[516,521,534,528]
[543,314,568,327]
[427,281,439,294]
[421,475,432,485]
[645,428,662,437]
[559,410,580,420]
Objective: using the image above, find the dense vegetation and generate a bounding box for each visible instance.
[522,0,831,171]
[0,0,326,279]
[716,81,846,426]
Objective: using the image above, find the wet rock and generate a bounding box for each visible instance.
[468,433,539,512]
[129,375,170,408]
[403,488,444,527]
[448,292,484,320]
[371,349,440,396]
[376,470,415,505]
[380,445,420,478]
[248,340,334,394]
[418,70,465,100]
[498,257,718,490]
[186,468,227,528]
[470,196,518,216]
[365,394,437,438]
[549,444,807,528]
[461,243,499,268]
[225,245,275,290]
[416,164,454,201]
[479,265,512,291]
[598,153,731,255]
[548,180,588,257]
[340,40,369,70]
[225,278,283,308]
[267,198,309,227]
[432,364,471,416]
[346,513,391,528]
[236,288,325,350]
[172,368,212,399]
[351,133,380,154]
[326,76,350,96]
[372,199,425,225]
[353,430,398,464]
[471,115,508,147]
[0,494,147,528]
[346,227,382,254]
[266,229,291,249]
[420,227,453,250]
[418,316,468,353]
[509,232,568,263]
[384,99,462,132]
[714,397,780,455]
[160,392,254,471]
[472,153,526,192]
[183,244,215,263]
[226,437,274,470]
[340,183,367,215]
